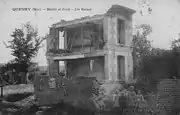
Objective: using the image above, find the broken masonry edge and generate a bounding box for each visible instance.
[50,4,136,28]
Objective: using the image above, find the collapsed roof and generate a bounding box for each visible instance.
[51,4,136,29]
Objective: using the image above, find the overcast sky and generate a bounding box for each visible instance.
[0,0,180,66]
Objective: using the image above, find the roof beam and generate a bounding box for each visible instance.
[52,15,104,29]
[53,54,85,61]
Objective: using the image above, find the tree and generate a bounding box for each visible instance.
[132,24,153,76]
[133,24,152,58]
[134,32,180,93]
[4,22,46,83]
[171,33,180,53]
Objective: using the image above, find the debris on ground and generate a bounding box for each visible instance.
[0,83,159,115]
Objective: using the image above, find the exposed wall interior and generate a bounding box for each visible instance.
[66,21,104,52]
[67,56,105,81]
[68,58,90,78]
[90,56,105,81]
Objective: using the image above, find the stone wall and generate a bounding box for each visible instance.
[157,79,180,111]
[103,13,133,82]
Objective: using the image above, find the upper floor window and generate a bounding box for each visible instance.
[117,19,125,45]
[59,31,65,49]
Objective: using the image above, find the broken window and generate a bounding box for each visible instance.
[59,31,65,49]
[117,56,125,81]
[68,27,81,48]
[117,19,125,45]
[59,61,65,74]
[84,23,104,50]
[66,22,103,52]
[90,59,94,71]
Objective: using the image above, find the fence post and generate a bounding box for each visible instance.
[0,75,3,103]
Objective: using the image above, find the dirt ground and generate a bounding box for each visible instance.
[0,84,106,115]
[0,84,156,115]
[0,93,123,115]
[0,102,108,115]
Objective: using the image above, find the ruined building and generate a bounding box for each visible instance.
[34,4,135,107]
[46,4,135,83]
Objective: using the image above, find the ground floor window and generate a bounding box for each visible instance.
[117,55,125,81]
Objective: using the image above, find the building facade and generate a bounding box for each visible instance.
[46,5,135,83]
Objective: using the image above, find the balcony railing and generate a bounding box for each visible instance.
[48,49,71,54]
[47,38,105,56]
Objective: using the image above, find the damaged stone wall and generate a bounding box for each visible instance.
[103,11,133,82]
[104,6,133,47]
[68,59,90,78]
[67,57,105,81]
[126,51,134,80]
[67,27,85,47]
[107,17,118,45]
[66,23,104,53]
[90,57,105,81]
[104,51,118,81]
[47,28,59,76]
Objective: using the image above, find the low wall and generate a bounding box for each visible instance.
[0,84,34,96]
[157,79,180,110]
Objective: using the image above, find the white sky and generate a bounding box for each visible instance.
[0,0,180,66]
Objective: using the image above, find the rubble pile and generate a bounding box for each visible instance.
[91,80,156,114]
